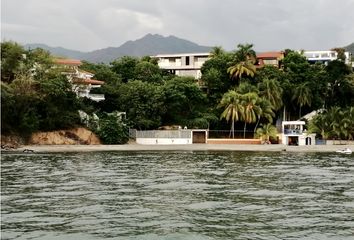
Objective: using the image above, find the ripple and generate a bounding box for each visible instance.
[1,151,354,239]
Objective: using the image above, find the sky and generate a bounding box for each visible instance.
[1,0,354,52]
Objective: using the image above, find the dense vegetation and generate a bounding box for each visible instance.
[1,41,354,143]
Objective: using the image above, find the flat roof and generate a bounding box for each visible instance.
[154,53,210,58]
[282,121,306,125]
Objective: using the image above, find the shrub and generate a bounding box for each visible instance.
[95,114,129,144]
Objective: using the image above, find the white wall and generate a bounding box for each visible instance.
[136,138,192,145]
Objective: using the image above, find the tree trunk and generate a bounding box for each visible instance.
[229,121,235,139]
[254,118,261,133]
[299,106,302,119]
[243,122,247,139]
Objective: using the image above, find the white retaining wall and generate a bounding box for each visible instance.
[136,138,192,145]
[136,130,193,145]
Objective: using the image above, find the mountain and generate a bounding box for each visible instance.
[25,34,212,63]
[24,43,85,59]
[344,42,354,55]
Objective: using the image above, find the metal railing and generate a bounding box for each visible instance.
[135,130,192,139]
[88,94,105,101]
[208,130,255,139]
[284,129,302,135]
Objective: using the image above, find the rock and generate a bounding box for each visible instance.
[29,128,101,145]
[1,135,24,149]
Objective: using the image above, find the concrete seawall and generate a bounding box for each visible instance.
[3,144,353,153]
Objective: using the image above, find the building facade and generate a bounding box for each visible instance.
[154,53,210,79]
[256,51,284,68]
[54,59,105,102]
[303,50,351,65]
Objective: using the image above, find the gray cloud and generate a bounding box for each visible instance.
[2,0,354,51]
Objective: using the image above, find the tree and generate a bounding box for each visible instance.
[253,97,275,133]
[227,44,257,84]
[325,60,354,108]
[331,47,346,61]
[241,92,261,138]
[218,90,244,138]
[309,107,354,140]
[111,56,139,82]
[162,77,208,128]
[227,60,256,83]
[25,48,54,80]
[236,82,258,94]
[210,46,225,58]
[134,61,162,83]
[257,78,283,111]
[201,52,233,106]
[255,123,278,143]
[95,113,129,144]
[1,41,26,82]
[292,82,312,118]
[309,112,332,140]
[234,43,257,63]
[116,80,165,129]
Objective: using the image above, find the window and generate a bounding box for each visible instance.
[186,56,190,66]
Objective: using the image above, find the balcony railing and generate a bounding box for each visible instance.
[284,129,302,135]
[88,94,105,102]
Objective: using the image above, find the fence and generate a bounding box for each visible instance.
[135,130,192,139]
[208,130,256,139]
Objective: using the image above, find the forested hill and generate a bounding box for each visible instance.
[25,34,212,63]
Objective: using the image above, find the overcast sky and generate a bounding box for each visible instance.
[2,0,354,52]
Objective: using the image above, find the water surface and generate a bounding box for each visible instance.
[1,151,354,239]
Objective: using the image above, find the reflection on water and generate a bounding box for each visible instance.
[1,151,354,239]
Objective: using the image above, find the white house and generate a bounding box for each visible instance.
[154,53,210,79]
[54,59,105,102]
[303,50,351,65]
[281,121,316,146]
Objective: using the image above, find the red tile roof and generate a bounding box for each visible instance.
[257,52,284,59]
[73,79,104,85]
[55,59,82,66]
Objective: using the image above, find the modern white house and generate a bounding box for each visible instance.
[281,121,316,146]
[54,59,105,102]
[154,53,210,79]
[303,50,352,65]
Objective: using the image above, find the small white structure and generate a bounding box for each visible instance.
[136,129,207,145]
[154,53,210,79]
[281,121,315,146]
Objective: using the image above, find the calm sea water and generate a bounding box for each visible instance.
[1,151,354,240]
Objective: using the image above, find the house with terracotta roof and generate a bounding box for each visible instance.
[256,51,284,68]
[54,59,105,102]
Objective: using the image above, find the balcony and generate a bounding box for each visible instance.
[284,129,303,135]
[88,94,105,102]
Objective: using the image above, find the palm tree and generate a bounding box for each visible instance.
[258,78,283,111]
[227,44,257,84]
[241,92,261,138]
[227,61,256,83]
[253,97,275,133]
[236,82,258,94]
[255,123,278,143]
[218,90,244,138]
[234,43,257,63]
[210,46,225,58]
[292,82,312,118]
[309,111,331,140]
